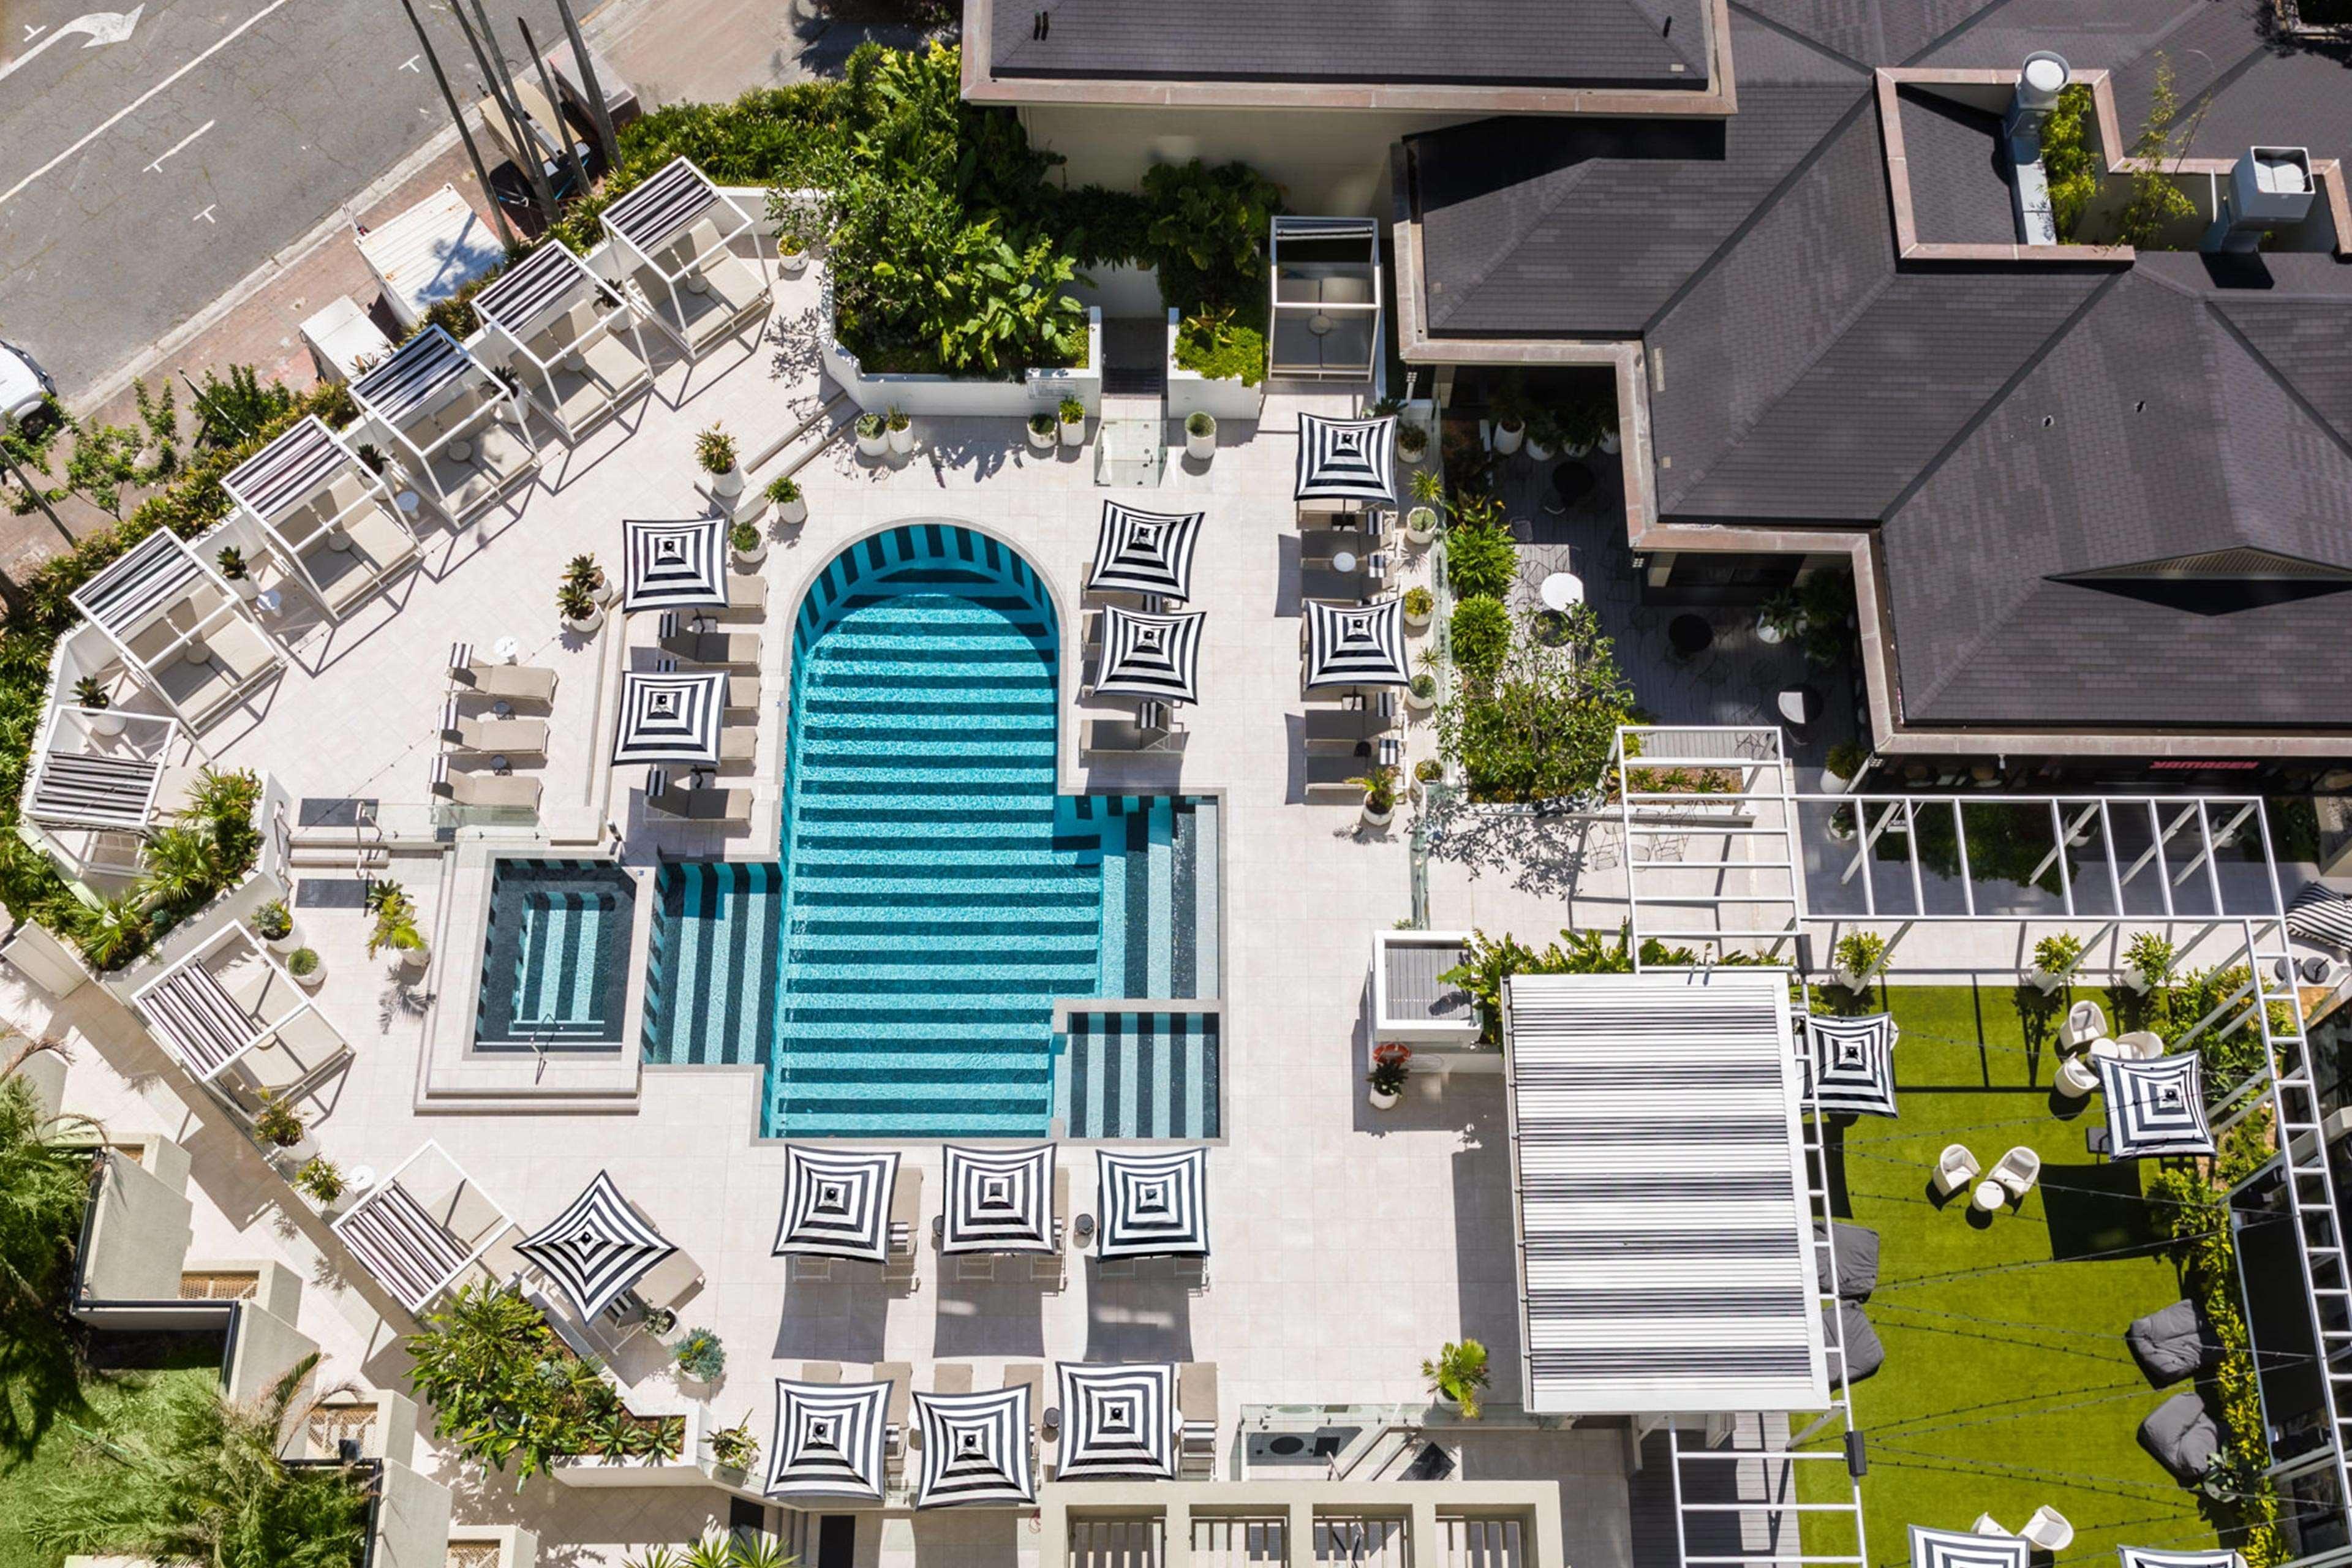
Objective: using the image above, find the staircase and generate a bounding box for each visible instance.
[1096,317,1166,486]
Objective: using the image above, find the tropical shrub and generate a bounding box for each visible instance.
[1423,1340,1490,1419]
[406,1281,630,1484]
[1442,518,1517,601]
[1174,309,1265,386]
[1368,1042,1410,1096]
[2040,83,2099,239]
[2032,932,2083,979]
[2125,932,2176,990]
[1438,604,1639,803]
[1449,597,1510,684]
[675,1327,726,1381]
[1440,925,1696,1047]
[0,1052,94,1319]
[1835,930,1888,981]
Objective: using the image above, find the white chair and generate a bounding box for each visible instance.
[2019,1507,2073,1551]
[1972,1517,2011,1537]
[1991,1147,2041,1201]
[1934,1145,1980,1196]
[2059,1000,2108,1051]
[2114,1031,2166,1060]
[2055,1055,2099,1098]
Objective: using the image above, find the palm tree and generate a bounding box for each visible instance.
[137,824,225,910]
[28,1352,373,1568]
[0,1039,94,1319]
[64,891,149,970]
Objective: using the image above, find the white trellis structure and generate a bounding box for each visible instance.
[470,240,655,443]
[68,530,284,731]
[220,415,420,620]
[349,325,538,523]
[597,157,772,360]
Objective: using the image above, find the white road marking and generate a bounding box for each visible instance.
[0,0,290,209]
[23,24,48,40]
[399,53,420,71]
[144,116,215,172]
[0,6,144,85]
[192,203,215,222]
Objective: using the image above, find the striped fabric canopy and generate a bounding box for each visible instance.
[913,1385,1035,1507]
[1804,1013,1899,1119]
[766,1376,890,1501]
[472,241,595,336]
[622,518,728,611]
[1912,1529,2030,1568]
[2118,1550,2241,1568]
[2099,1052,2215,1158]
[27,750,164,832]
[222,416,352,521]
[1087,502,1204,601]
[603,157,722,257]
[352,325,477,426]
[1304,597,1410,689]
[72,530,208,636]
[1056,1363,1177,1481]
[2288,881,2352,951]
[135,961,257,1079]
[612,671,728,766]
[1096,1148,1209,1259]
[941,1143,1056,1255]
[514,1170,677,1319]
[1094,607,1204,706]
[1294,413,1396,505]
[335,1182,476,1313]
[774,1146,900,1264]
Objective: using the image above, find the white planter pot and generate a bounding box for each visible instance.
[564,606,606,636]
[2029,968,2067,995]
[1027,421,1056,451]
[1820,770,1849,795]
[229,578,260,603]
[1059,417,1085,448]
[292,957,326,990]
[398,945,432,975]
[265,927,300,956]
[1599,430,1620,454]
[1403,508,1437,546]
[594,578,619,607]
[1398,437,1428,466]
[779,250,809,277]
[1362,799,1395,829]
[1185,422,1216,461]
[776,496,807,526]
[1492,421,1524,455]
[2122,971,2154,995]
[734,541,768,569]
[1404,605,1432,631]
[1368,1087,1401,1111]
[1563,439,1594,459]
[855,429,888,459]
[886,423,915,456]
[711,465,744,498]
[1405,684,1435,713]
[87,709,128,737]
[1838,968,1873,993]
[1525,437,1555,462]
[1755,617,1786,645]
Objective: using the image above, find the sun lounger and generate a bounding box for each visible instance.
[1178,1362,1218,1475]
[1031,1166,1071,1286]
[714,573,766,620]
[429,756,542,813]
[1084,717,1188,756]
[448,643,558,706]
[646,777,753,824]
[1299,564,1376,605]
[889,1166,922,1267]
[932,1363,974,1395]
[439,698,548,759]
[800,1362,843,1384]
[1303,697,1395,750]
[877,1361,914,1465]
[658,629,762,669]
[1305,744,1397,802]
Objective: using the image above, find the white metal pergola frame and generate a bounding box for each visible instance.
[348,325,537,523]
[1268,216,1383,384]
[220,415,419,620]
[20,703,192,880]
[597,157,772,360]
[470,241,657,443]
[67,530,282,731]
[130,919,339,1088]
[329,1139,517,1316]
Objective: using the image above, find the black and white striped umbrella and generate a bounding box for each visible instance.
[1304,597,1410,690]
[612,670,728,766]
[1055,1362,1177,1481]
[1294,413,1396,505]
[1097,1148,1208,1259]
[2117,1550,2241,1568]
[1911,1527,2030,1568]
[941,1144,1055,1255]
[514,1170,677,1320]
[621,518,728,611]
[1805,1013,1899,1119]
[766,1376,890,1501]
[2099,1052,2215,1158]
[1094,607,1204,706]
[1088,502,1204,601]
[774,1146,900,1264]
[913,1386,1035,1507]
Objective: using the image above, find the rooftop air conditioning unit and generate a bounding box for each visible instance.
[2206,146,2315,252]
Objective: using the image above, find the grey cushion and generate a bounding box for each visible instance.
[2128,1300,2220,1385]
[1816,1223,1879,1300]
[1823,1301,1884,1384]
[2139,1390,2222,1482]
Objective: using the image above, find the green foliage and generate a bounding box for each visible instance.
[674,1327,726,1381]
[189,364,298,448]
[2032,931,2083,977]
[1834,930,1887,979]
[1442,518,1517,601]
[287,948,319,978]
[1449,595,1511,684]
[1058,396,1085,424]
[1409,467,1444,505]
[1422,1340,1490,1419]
[1368,1042,1411,1095]
[695,424,737,474]
[405,1282,628,1484]
[250,1090,303,1149]
[1439,924,1697,1047]
[706,1415,760,1471]
[1826,740,1869,781]
[2041,83,2100,241]
[1439,603,1639,803]
[1402,586,1433,619]
[254,899,292,941]
[293,1156,344,1204]
[730,521,762,554]
[764,475,802,506]
[2116,55,2198,247]
[1185,411,1214,438]
[5,380,181,520]
[1173,309,1265,386]
[0,1063,92,1322]
[1353,762,1397,813]
[368,884,427,960]
[1141,159,1281,318]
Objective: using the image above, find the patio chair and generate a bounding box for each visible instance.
[2055,1054,2099,1098]
[714,725,757,771]
[439,698,547,760]
[1083,714,1188,757]
[1305,741,1400,803]
[1030,1166,1071,1287]
[2019,1508,2073,1551]
[449,644,559,706]
[658,627,762,670]
[1932,1144,1979,1197]
[646,776,752,824]
[2128,1300,2220,1386]
[724,673,761,723]
[2060,1000,2108,1051]
[1178,1362,1218,1476]
[886,1166,922,1289]
[2140,1390,2221,1481]
[2114,1030,2165,1060]
[932,1362,975,1395]
[430,757,541,813]
[1989,1147,2040,1201]
[1823,1300,1885,1383]
[1972,1517,2011,1537]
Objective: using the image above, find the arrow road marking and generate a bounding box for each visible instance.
[0,7,144,84]
[145,117,214,172]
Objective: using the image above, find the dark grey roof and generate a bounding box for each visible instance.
[1892,85,2011,245]
[992,0,1710,88]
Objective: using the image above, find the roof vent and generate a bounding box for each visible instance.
[2005,54,2072,246]
[2013,51,2071,119]
[2204,146,2315,252]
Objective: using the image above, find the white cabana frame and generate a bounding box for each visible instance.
[330,1139,517,1316]
[220,416,420,620]
[130,920,353,1113]
[472,241,656,442]
[68,530,283,731]
[20,703,198,882]
[1269,216,1382,383]
[349,325,539,522]
[598,157,772,359]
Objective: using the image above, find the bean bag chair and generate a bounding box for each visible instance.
[1824,1301,1884,1384]
[2139,1390,2222,1482]
[1816,1223,1880,1300]
[2127,1300,2220,1385]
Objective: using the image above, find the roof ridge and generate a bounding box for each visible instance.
[1724,0,1870,74]
[2205,298,2352,460]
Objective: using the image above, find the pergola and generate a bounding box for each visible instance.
[330,1140,516,1316]
[68,530,282,731]
[598,157,771,359]
[1269,216,1382,383]
[20,701,197,882]
[130,921,353,1118]
[220,415,419,620]
[349,325,538,522]
[471,241,655,443]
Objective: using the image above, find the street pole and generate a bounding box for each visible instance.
[398,0,518,250]
[516,18,590,203]
[449,0,557,225]
[551,0,618,172]
[0,445,74,547]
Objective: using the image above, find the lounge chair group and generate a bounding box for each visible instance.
[434,643,560,814]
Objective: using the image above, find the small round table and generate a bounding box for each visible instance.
[1332,550,1360,575]
[253,589,284,616]
[1073,1213,1097,1246]
[1668,614,1714,657]
[343,1165,378,1199]
[491,635,522,664]
[1539,572,1585,611]
[394,491,421,518]
[1971,1179,2006,1213]
[447,439,473,463]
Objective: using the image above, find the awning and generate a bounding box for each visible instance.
[26,750,164,832]
[1087,502,1203,601]
[1804,1012,1899,1119]
[352,325,475,426]
[913,1386,1035,1507]
[1294,413,1396,505]
[221,416,350,521]
[335,1181,477,1314]
[1912,1528,2029,1568]
[1055,1362,1177,1481]
[1506,970,1825,1415]
[621,517,728,612]
[514,1170,677,1319]
[2100,1052,2215,1158]
[942,1143,1056,1255]
[71,530,208,638]
[773,1146,900,1264]
[1304,598,1409,689]
[1096,1148,1208,1259]
[472,241,597,336]
[766,1376,891,1502]
[611,670,728,766]
[1093,607,1204,706]
[603,157,722,256]
[135,960,257,1079]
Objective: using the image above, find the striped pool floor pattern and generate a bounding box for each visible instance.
[1058,1011,1221,1139]
[640,861,780,1068]
[475,859,636,1050]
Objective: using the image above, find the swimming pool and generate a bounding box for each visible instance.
[475,859,637,1050]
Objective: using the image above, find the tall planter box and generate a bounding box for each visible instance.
[1165,308,1265,424]
[822,292,1102,421]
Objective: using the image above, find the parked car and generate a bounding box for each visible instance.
[0,339,55,428]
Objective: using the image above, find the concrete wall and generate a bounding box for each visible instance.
[77,1145,194,1303]
[222,1296,320,1405]
[372,1457,456,1568]
[1164,311,1267,424]
[1018,104,1465,215]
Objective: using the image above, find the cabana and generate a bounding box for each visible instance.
[1269,217,1382,383]
[598,157,772,359]
[470,241,655,442]
[330,1140,517,1316]
[131,921,353,1125]
[20,701,198,882]
[349,325,538,522]
[220,415,419,619]
[69,530,282,731]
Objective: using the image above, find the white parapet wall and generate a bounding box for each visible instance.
[1164,308,1267,424]
[822,292,1104,420]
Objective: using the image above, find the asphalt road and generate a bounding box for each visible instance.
[0,0,598,400]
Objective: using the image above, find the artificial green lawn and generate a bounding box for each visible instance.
[1796,983,2221,1567]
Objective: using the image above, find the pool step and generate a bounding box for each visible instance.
[641,861,780,1069]
[1058,1011,1222,1139]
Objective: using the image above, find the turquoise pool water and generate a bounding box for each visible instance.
[641,523,1219,1139]
[477,859,636,1050]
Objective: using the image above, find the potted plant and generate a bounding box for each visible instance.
[696,424,742,497]
[1594,401,1621,454]
[558,575,604,635]
[675,1327,726,1385]
[1823,741,1868,794]
[287,946,325,990]
[2030,932,2083,994]
[764,475,807,526]
[1057,396,1087,448]
[1424,1340,1490,1419]
[1415,757,1446,791]
[1756,590,1800,646]
[731,520,767,569]
[1403,481,1440,545]
[1523,412,1556,464]
[1491,399,1525,456]
[885,405,915,457]
[1402,586,1434,631]
[1368,1042,1411,1109]
[1397,420,1428,462]
[355,442,386,474]
[1355,763,1398,830]
[1180,410,1218,462]
[293,1155,347,1213]
[1026,412,1057,451]
[255,899,298,954]
[1834,930,1886,992]
[251,1089,306,1160]
[2124,932,2176,996]
[1556,403,1597,460]
[777,233,808,278]
[368,882,430,971]
[216,545,260,601]
[705,1415,759,1483]
[1406,672,1438,715]
[854,412,888,459]
[644,1304,679,1337]
[74,674,129,737]
[567,552,616,606]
